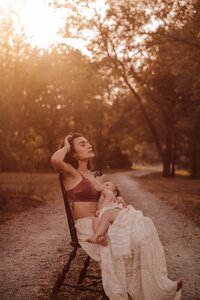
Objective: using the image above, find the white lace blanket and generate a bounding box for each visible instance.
[75,205,181,300]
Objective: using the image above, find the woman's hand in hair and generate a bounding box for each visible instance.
[63,135,72,147]
[51,134,74,172]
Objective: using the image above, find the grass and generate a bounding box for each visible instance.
[133,171,200,226]
[0,172,59,195]
[1,171,200,226]
[0,172,60,223]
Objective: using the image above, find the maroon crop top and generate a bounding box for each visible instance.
[67,176,100,202]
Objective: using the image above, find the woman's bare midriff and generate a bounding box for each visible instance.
[70,201,97,220]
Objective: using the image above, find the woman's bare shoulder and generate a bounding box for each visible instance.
[52,159,79,180]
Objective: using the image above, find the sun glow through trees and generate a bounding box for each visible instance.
[0,0,66,49]
[0,0,106,52]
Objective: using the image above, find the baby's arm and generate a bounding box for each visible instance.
[96,190,116,215]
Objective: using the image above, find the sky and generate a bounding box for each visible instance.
[0,0,106,54]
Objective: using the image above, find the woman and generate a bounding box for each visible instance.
[51,133,182,300]
[51,133,103,220]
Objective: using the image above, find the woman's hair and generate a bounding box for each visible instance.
[60,133,91,169]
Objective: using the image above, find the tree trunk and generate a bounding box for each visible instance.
[162,127,175,177]
[171,132,176,177]
[121,76,164,162]
[162,152,172,177]
[191,150,200,179]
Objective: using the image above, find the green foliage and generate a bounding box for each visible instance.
[0,16,132,170]
[1,0,200,175]
[67,0,200,177]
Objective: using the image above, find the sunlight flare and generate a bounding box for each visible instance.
[0,0,66,49]
[20,0,65,48]
[0,0,106,52]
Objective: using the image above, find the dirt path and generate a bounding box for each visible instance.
[0,189,71,300]
[1,171,200,300]
[103,171,200,300]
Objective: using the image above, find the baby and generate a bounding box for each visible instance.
[87,181,126,246]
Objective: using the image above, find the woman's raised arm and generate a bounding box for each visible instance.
[51,135,74,174]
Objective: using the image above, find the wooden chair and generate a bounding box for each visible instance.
[51,170,108,299]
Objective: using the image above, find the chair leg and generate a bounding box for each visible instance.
[51,246,78,298]
[101,289,109,300]
[77,255,90,284]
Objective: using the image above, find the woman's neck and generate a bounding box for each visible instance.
[77,160,89,173]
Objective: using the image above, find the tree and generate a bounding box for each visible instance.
[61,0,200,176]
[145,1,200,177]
[0,17,110,171]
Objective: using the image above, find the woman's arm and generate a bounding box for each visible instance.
[96,194,104,213]
[96,190,115,216]
[51,135,75,174]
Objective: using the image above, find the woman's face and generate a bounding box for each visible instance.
[73,137,94,160]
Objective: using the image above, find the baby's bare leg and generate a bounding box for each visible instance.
[87,215,108,246]
[92,217,99,232]
[95,209,121,236]
[87,208,122,246]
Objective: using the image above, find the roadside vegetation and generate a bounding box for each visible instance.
[133,171,200,226]
[1,170,199,227]
[0,173,59,223]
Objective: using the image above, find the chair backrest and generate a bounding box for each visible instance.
[58,169,103,248]
[58,171,80,248]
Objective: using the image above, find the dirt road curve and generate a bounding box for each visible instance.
[1,171,200,300]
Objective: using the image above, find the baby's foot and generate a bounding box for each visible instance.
[176,279,182,291]
[86,235,108,246]
[86,235,98,244]
[97,235,108,246]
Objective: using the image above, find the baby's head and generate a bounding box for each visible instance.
[102,181,121,196]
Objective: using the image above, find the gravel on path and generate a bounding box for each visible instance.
[1,171,200,300]
[0,190,71,300]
